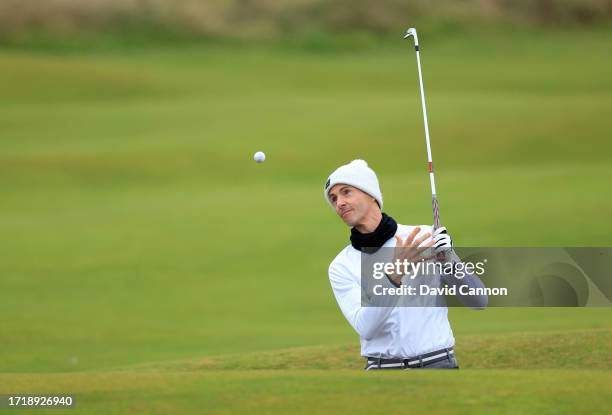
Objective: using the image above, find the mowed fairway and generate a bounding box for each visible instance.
[1,29,611,413]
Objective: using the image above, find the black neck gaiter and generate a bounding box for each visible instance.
[350,213,398,253]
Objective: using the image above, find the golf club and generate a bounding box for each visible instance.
[404,27,441,231]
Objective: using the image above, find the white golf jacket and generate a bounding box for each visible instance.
[328,224,455,358]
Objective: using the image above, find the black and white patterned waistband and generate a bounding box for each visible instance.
[365,347,454,370]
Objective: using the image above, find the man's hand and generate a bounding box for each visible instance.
[386,226,434,285]
[433,227,452,253]
[433,226,463,265]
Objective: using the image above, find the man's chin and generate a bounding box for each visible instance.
[342,216,357,227]
[338,210,360,226]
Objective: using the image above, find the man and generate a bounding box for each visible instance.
[324,159,487,370]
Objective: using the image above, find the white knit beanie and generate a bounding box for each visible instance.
[323,159,383,209]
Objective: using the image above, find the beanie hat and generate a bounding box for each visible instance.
[323,159,383,209]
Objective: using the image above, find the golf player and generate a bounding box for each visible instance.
[324,159,487,370]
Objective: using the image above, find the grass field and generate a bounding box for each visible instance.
[1,28,611,414]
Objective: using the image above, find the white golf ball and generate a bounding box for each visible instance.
[253,151,266,163]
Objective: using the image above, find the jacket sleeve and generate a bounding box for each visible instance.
[328,260,400,340]
[441,251,488,309]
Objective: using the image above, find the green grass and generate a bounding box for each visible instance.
[122,326,611,371]
[0,29,611,413]
[3,369,610,415]
[2,326,611,414]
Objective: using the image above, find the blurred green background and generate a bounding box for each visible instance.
[1,1,611,414]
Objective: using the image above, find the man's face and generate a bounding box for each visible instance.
[328,184,376,227]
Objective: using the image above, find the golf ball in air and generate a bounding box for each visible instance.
[254,151,266,163]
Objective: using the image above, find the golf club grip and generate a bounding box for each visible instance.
[432,195,440,230]
[432,195,447,261]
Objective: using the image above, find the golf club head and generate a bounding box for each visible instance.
[404,27,419,46]
[404,28,416,38]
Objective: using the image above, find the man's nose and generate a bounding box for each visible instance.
[336,196,346,209]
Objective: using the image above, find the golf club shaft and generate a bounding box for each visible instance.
[405,28,440,230]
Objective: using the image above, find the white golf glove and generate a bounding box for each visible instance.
[433,226,453,253]
[432,226,462,265]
